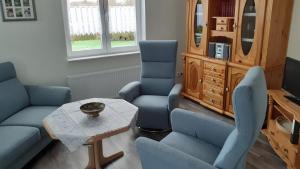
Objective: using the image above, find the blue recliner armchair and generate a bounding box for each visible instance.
[136,67,268,169]
[119,40,182,130]
[0,62,71,169]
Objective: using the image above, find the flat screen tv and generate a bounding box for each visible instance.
[283,57,300,105]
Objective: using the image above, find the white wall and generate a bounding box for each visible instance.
[287,0,300,61]
[0,0,186,86]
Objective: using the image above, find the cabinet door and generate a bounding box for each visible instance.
[188,0,209,55]
[186,57,203,99]
[233,0,266,66]
[225,67,246,115]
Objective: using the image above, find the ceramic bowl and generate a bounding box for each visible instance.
[80,102,105,117]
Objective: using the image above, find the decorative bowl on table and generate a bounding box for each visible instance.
[80,102,105,117]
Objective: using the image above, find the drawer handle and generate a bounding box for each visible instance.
[270,131,275,136]
[210,99,215,103]
[284,149,289,154]
[210,89,215,93]
[212,79,217,82]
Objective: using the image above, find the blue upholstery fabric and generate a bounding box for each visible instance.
[133,95,169,129]
[136,67,268,169]
[161,132,221,164]
[0,78,29,122]
[214,67,268,169]
[0,126,41,169]
[0,62,16,82]
[171,109,234,147]
[1,106,58,137]
[168,84,183,111]
[26,85,71,106]
[118,81,141,102]
[0,61,71,169]
[136,138,218,169]
[140,41,177,96]
[118,40,182,130]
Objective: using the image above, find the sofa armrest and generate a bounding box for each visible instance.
[168,84,182,111]
[136,137,218,169]
[26,85,71,106]
[171,108,234,147]
[118,81,141,102]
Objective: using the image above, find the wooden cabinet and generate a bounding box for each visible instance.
[225,67,246,116]
[182,0,294,117]
[185,57,203,99]
[262,90,300,169]
[232,0,267,66]
[187,0,209,55]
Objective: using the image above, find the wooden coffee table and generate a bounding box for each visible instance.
[43,98,138,169]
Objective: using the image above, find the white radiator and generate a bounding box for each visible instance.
[67,66,140,101]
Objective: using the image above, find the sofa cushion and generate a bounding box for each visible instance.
[0,126,41,169]
[161,132,221,165]
[0,78,29,122]
[133,95,170,129]
[0,62,16,82]
[1,106,58,136]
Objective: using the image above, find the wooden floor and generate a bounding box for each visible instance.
[24,98,286,169]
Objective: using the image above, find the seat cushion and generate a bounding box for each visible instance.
[0,126,41,169]
[161,132,221,165]
[132,95,170,129]
[1,106,58,136]
[0,78,29,122]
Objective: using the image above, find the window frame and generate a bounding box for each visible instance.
[62,0,145,60]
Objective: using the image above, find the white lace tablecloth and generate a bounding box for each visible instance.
[44,98,138,152]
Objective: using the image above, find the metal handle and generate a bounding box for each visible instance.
[225,87,229,92]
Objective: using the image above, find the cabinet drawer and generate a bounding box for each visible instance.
[203,92,223,109]
[216,18,229,25]
[216,25,229,32]
[203,82,224,96]
[204,62,226,74]
[204,75,224,87]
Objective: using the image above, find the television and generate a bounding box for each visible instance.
[283,57,300,105]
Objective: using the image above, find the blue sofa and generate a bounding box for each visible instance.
[0,62,71,169]
[119,40,182,130]
[136,67,268,169]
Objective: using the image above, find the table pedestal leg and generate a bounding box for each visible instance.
[86,140,124,169]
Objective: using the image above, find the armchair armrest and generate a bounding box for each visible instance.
[136,137,218,169]
[26,85,71,106]
[171,109,234,147]
[118,81,141,102]
[168,84,183,111]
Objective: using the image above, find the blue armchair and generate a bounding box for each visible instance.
[136,67,268,169]
[0,62,71,169]
[119,40,182,130]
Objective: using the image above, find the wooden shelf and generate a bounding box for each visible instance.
[211,30,235,39]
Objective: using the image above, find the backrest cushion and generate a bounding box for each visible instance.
[0,62,29,122]
[139,40,178,95]
[0,62,16,82]
[214,67,267,169]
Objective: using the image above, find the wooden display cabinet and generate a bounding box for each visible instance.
[225,67,246,117]
[263,90,300,169]
[182,0,294,117]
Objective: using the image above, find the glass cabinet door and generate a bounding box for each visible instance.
[188,0,208,56]
[233,0,266,66]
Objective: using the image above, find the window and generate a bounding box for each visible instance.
[62,0,144,59]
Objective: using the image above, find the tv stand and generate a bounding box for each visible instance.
[262,90,300,169]
[285,95,300,106]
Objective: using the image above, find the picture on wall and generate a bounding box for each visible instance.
[0,0,36,21]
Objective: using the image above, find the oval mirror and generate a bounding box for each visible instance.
[194,0,203,47]
[241,0,256,56]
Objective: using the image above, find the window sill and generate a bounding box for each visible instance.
[68,51,140,62]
